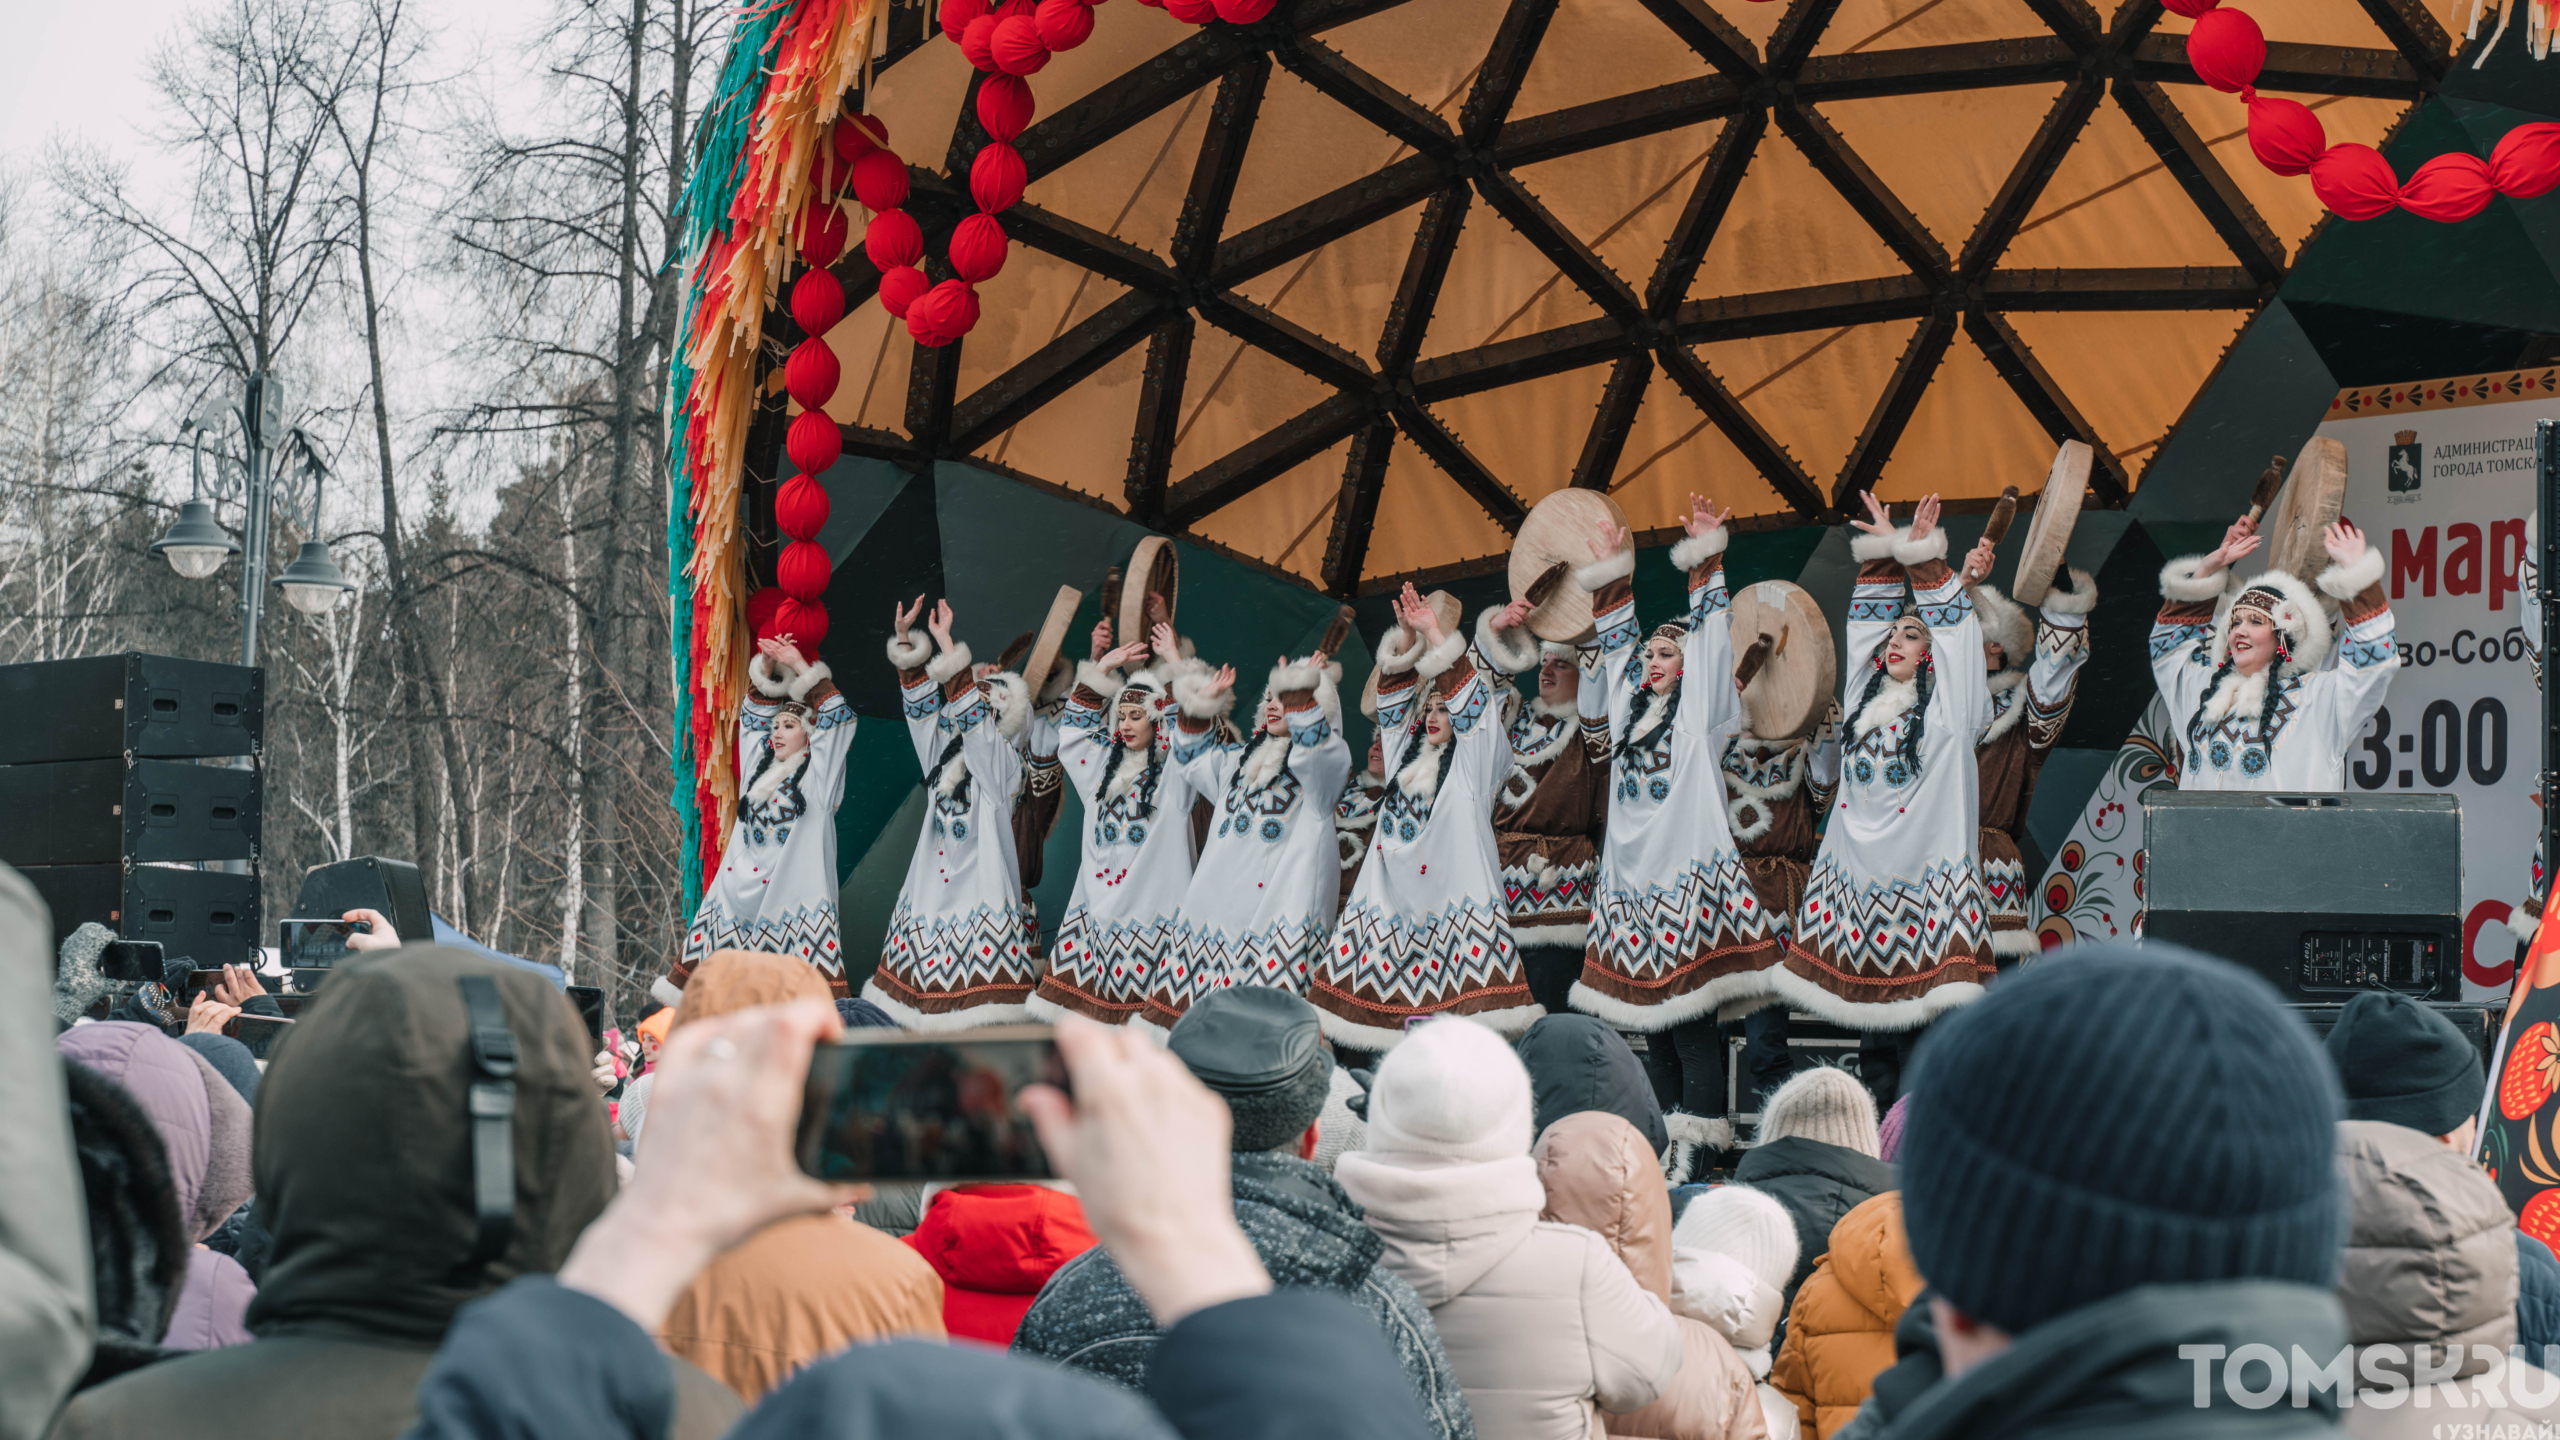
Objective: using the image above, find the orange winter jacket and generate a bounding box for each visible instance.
[1767,1192,1922,1440]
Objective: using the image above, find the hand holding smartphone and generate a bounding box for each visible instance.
[793,1026,1067,1183]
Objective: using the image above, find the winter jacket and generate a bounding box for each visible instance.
[2334,1119,2560,1438]
[1339,1146,1682,1440]
[1826,1287,1937,1440]
[1016,1151,1475,1440]
[1533,1113,1768,1440]
[2520,1232,2560,1355]
[660,1212,946,1402]
[1518,1016,1668,1155]
[1732,1138,1896,1313]
[1770,1192,1921,1439]
[57,1024,257,1355]
[50,948,740,1440]
[905,1184,1097,1345]
[1,865,91,1438]
[1864,1280,2346,1439]
[406,1275,1439,1440]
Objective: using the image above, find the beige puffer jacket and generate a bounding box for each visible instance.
[1535,1113,1770,1440]
[2336,1119,2560,1438]
[1340,1147,1684,1440]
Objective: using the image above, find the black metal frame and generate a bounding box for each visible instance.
[803,0,2437,596]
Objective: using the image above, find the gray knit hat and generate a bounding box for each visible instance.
[1901,943,2343,1333]
[1755,1065,1880,1156]
[2323,991,2483,1138]
[1167,986,1334,1153]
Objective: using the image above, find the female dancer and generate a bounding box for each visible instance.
[654,634,857,1004]
[2152,514,2394,790]
[1967,567,2096,964]
[1141,625,1351,1033]
[1571,495,1780,1133]
[1027,622,1202,1024]
[864,596,1043,1029]
[1494,631,1612,1019]
[1310,586,1542,1049]
[1775,493,1996,1073]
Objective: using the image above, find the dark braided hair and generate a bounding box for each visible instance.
[1095,731,1165,820]
[1843,645,1934,782]
[741,745,811,822]
[922,730,972,809]
[2184,648,2292,751]
[1614,675,1683,767]
[1388,731,1462,812]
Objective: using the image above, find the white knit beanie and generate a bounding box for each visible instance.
[1755,1064,1880,1156]
[1364,1016,1534,1162]
[1676,1183,1800,1294]
[617,1071,653,1143]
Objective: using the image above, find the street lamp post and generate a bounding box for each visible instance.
[151,372,356,663]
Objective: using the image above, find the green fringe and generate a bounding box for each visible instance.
[677,0,790,259]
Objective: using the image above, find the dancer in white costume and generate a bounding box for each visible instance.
[1967,567,2097,964]
[2152,513,2396,792]
[1027,621,1203,1024]
[864,596,1043,1030]
[657,635,857,1004]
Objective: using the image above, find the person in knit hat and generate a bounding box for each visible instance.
[1339,1016,1680,1440]
[1886,942,2345,1438]
[1733,1067,1894,1311]
[1670,1184,1801,1440]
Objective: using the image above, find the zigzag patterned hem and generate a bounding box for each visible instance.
[1312,995,1546,1053]
[859,975,1035,1031]
[1028,974,1144,1024]
[1572,928,1787,1027]
[1771,940,1990,1033]
[682,901,849,990]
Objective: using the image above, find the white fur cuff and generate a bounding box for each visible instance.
[2317,544,2388,601]
[749,653,790,698]
[2040,568,2099,617]
[651,975,685,1009]
[1412,629,1468,683]
[1849,528,1899,563]
[2510,904,2543,946]
[1668,526,1728,574]
[2160,557,2238,603]
[1892,526,1949,567]
[1075,660,1124,700]
[1575,548,1635,591]
[1375,624,1427,675]
[1268,657,1328,695]
[1477,608,1540,675]
[925,641,974,685]
[886,632,932,670]
[1172,667,1234,721]
[785,661,831,702]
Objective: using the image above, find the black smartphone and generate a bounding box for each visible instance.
[229,1013,293,1060]
[99,939,165,984]
[567,985,606,1052]
[794,1025,1067,1184]
[278,917,368,969]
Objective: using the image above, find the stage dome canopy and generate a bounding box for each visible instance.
[815,0,2445,594]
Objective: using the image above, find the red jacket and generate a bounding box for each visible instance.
[903,1184,1099,1346]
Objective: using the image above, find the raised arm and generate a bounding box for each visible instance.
[2313,519,2398,752]
[887,594,963,772]
[1842,491,1912,685]
[2154,516,2255,724]
[2023,568,2098,752]
[1576,518,1642,726]
[1900,499,1990,736]
[1671,494,1738,742]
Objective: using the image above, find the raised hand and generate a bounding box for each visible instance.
[1962,536,1996,585]
[1090,617,1113,661]
[1150,621,1179,663]
[1908,494,1941,545]
[1686,493,1731,537]
[1145,591,1170,624]
[1851,491,1894,539]
[1202,664,1236,699]
[1494,596,1534,632]
[1099,641,1149,671]
[927,599,956,652]
[769,638,808,672]
[1398,582,1444,644]
[892,594,926,640]
[2324,517,2368,569]
[1588,518,1632,563]
[2200,514,2260,575]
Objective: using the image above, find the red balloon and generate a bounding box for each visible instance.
[991,15,1050,74]
[997,0,1034,14]
[2185,8,2265,93]
[2160,0,2217,14]
[1036,0,1096,49]
[864,208,924,270]
[960,13,1001,69]
[851,149,910,212]
[835,115,888,161]
[809,142,851,200]
[746,586,786,638]
[971,141,1028,214]
[2245,94,2326,177]
[951,213,1009,283]
[879,264,932,318]
[773,597,830,650]
[784,337,841,407]
[776,540,834,601]
[785,408,842,477]
[1166,0,1214,20]
[977,74,1036,141]
[2491,122,2560,199]
[2310,144,2401,221]
[797,200,849,266]
[791,268,845,335]
[2400,151,2496,223]
[907,280,982,347]
[1212,0,1273,19]
[775,472,833,538]
[940,0,989,42]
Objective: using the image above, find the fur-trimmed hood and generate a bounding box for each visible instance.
[1260,655,1344,732]
[982,670,1032,745]
[1969,584,2032,673]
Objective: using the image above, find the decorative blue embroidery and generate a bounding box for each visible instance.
[1916,599,1968,629]
[1848,598,1905,623]
[1595,600,1638,653]
[1446,677,1490,732]
[1060,704,1107,734]
[2149,624,2208,662]
[1688,577,1729,624]
[942,693,992,734]
[1883,759,1909,788]
[741,709,773,733]
[1853,756,1875,785]
[1647,777,1670,802]
[809,703,854,732]
[1289,712,1334,749]
[1127,822,1148,845]
[1262,818,1286,843]
[2342,633,2397,669]
[2208,739,2232,769]
[1171,728,1221,765]
[1099,821,1120,843]
[2240,746,2268,775]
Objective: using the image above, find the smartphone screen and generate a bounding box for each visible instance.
[794,1025,1066,1184]
[99,940,165,984]
[567,985,607,1052]
[229,1014,293,1060]
[277,918,366,969]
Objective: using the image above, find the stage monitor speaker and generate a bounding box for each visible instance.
[18,863,260,968]
[293,856,431,947]
[2141,791,2461,1002]
[0,758,259,867]
[0,654,262,765]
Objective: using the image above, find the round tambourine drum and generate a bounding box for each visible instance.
[2011,440,2091,607]
[1728,580,1836,740]
[1508,489,1631,643]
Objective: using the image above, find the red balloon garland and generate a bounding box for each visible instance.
[2181,0,2560,222]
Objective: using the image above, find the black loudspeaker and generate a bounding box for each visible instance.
[0,758,259,866]
[293,856,431,946]
[18,864,260,967]
[0,654,262,764]
[2142,791,2462,1002]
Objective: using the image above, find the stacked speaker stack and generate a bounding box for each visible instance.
[0,654,263,967]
